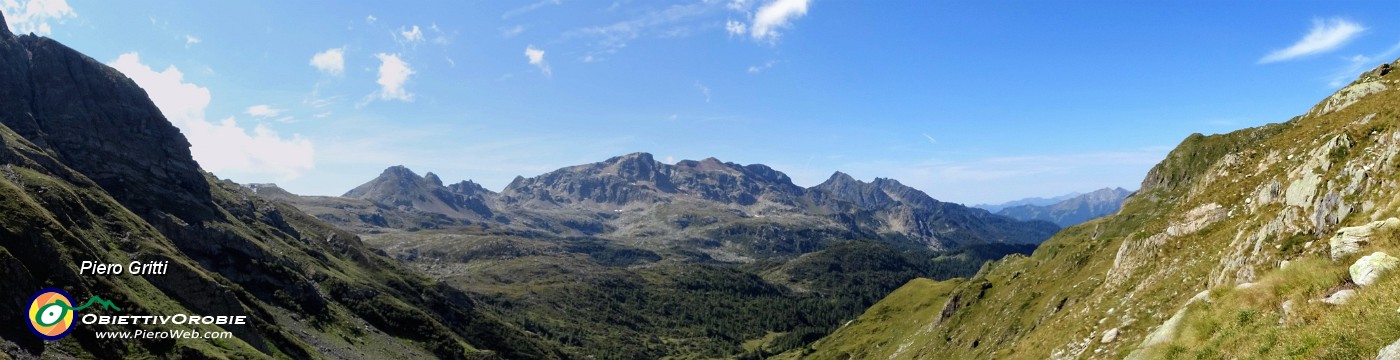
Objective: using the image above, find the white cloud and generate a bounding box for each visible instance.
[726,0,749,12]
[694,81,711,102]
[400,25,424,43]
[184,34,200,48]
[0,0,75,35]
[107,52,314,179]
[310,47,345,76]
[725,20,746,36]
[921,133,937,144]
[525,45,551,76]
[503,0,562,19]
[500,24,525,38]
[245,105,284,118]
[365,15,377,24]
[747,60,777,73]
[1260,18,1365,64]
[374,53,414,101]
[749,0,808,42]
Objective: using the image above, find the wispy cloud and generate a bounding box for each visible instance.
[310,47,345,76]
[245,105,284,118]
[503,0,562,19]
[525,45,551,76]
[365,15,377,24]
[1260,18,1365,64]
[500,24,525,38]
[566,2,714,60]
[184,34,201,48]
[694,81,711,102]
[1327,40,1400,87]
[747,60,778,73]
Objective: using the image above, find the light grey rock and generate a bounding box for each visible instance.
[1351,252,1400,286]
[1331,219,1400,261]
[1378,338,1400,360]
[1322,289,1357,306]
[1101,327,1120,343]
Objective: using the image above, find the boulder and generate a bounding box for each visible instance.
[1322,289,1357,306]
[1101,327,1120,343]
[1331,218,1400,261]
[1351,252,1400,286]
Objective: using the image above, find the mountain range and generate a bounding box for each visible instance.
[974,192,1084,213]
[256,152,1061,357]
[995,187,1133,227]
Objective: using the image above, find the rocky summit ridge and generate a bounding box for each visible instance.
[333,152,1059,250]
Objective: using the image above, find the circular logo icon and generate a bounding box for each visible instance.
[27,288,75,340]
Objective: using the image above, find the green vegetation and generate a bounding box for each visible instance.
[364,228,1034,359]
[784,61,1400,359]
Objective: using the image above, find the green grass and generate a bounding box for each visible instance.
[784,66,1400,359]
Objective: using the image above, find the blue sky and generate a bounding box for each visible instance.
[3,1,1399,204]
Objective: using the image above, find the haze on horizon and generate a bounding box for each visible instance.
[4,0,1398,204]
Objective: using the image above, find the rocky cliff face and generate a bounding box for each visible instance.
[997,187,1132,227]
[0,30,213,221]
[0,12,557,359]
[784,59,1400,360]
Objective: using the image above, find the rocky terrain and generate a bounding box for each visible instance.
[997,187,1133,227]
[0,13,557,359]
[782,60,1400,359]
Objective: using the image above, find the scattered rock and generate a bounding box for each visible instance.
[1235,282,1257,290]
[1330,219,1400,261]
[1280,299,1296,324]
[1101,327,1120,343]
[1351,252,1400,286]
[1323,289,1357,306]
[1315,81,1389,116]
[1379,338,1400,360]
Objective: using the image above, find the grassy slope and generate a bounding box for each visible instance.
[0,120,558,359]
[788,62,1400,359]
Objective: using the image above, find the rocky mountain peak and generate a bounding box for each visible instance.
[448,179,493,196]
[0,20,213,220]
[345,165,426,198]
[822,171,858,185]
[424,171,444,187]
[0,12,10,39]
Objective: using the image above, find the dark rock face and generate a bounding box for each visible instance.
[807,171,1058,246]
[500,152,805,207]
[0,34,213,221]
[344,165,496,219]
